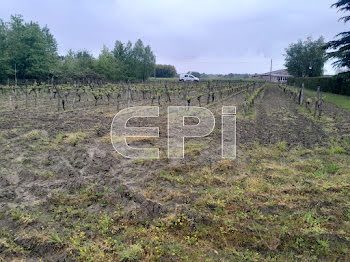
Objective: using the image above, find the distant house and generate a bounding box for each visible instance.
[252,69,292,83]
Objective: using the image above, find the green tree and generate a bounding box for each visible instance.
[113,40,134,79]
[57,50,77,79]
[95,46,121,81]
[114,39,156,81]
[285,37,327,77]
[58,49,99,80]
[0,19,10,80]
[155,64,177,78]
[133,39,146,80]
[326,0,350,71]
[142,45,156,80]
[0,15,159,82]
[6,15,58,80]
[75,50,95,76]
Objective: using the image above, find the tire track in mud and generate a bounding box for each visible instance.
[6,86,327,221]
[69,89,249,214]
[0,87,249,211]
[0,85,348,261]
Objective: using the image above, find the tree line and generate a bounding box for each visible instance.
[154,64,177,78]
[0,15,157,83]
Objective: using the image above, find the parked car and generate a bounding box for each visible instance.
[179,73,199,82]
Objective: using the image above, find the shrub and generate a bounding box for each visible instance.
[287,75,350,96]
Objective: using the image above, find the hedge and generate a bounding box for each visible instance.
[287,75,350,96]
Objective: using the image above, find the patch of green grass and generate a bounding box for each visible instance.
[22,130,41,139]
[185,142,209,156]
[0,228,25,253]
[303,89,350,112]
[324,163,340,174]
[54,131,88,146]
[36,171,59,179]
[119,244,144,261]
[21,130,47,140]
[49,231,64,243]
[345,208,350,220]
[158,170,185,184]
[276,141,288,151]
[97,213,114,236]
[326,145,345,155]
[7,208,39,225]
[315,239,330,255]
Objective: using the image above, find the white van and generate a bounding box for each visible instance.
[179,73,199,82]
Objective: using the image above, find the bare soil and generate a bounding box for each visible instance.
[0,84,349,261]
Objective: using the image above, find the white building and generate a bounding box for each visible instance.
[252,69,292,83]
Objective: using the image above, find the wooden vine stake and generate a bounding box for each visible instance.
[243,97,247,116]
[165,82,171,103]
[25,79,28,109]
[72,81,77,109]
[56,85,61,112]
[127,81,131,108]
[50,76,54,99]
[8,78,12,108]
[116,93,121,111]
[206,81,211,105]
[299,83,304,105]
[34,80,37,108]
[314,86,322,119]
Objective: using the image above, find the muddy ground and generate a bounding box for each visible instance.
[0,84,349,261]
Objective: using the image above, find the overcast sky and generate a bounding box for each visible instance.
[0,0,345,74]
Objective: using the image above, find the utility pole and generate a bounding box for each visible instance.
[269,59,272,82]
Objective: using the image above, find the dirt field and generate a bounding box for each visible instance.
[0,83,349,261]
